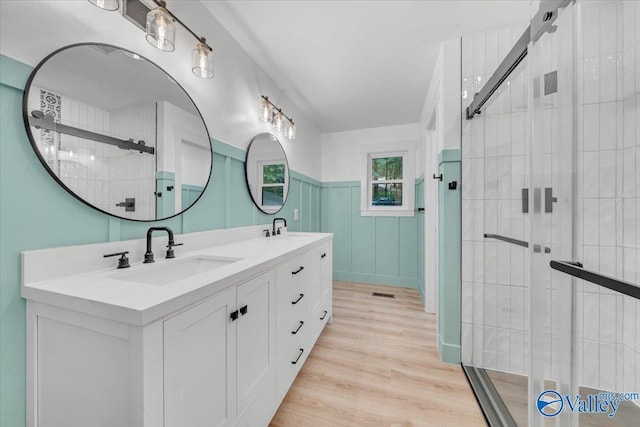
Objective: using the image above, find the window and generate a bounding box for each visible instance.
[260,162,287,208]
[370,156,404,206]
[360,142,415,216]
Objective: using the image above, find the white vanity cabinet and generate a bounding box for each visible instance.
[164,270,275,427]
[23,231,333,427]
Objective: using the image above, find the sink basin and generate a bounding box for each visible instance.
[113,256,241,286]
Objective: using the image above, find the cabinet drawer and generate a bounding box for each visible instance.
[277,316,308,362]
[275,252,311,295]
[276,284,309,327]
[276,345,308,403]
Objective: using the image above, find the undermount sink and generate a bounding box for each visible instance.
[114,256,241,286]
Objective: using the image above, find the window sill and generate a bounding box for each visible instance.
[360,209,415,217]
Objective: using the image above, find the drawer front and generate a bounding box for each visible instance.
[277,315,309,363]
[310,300,330,344]
[275,252,311,296]
[276,283,309,327]
[275,344,308,404]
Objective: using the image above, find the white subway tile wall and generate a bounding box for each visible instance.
[577,0,640,398]
[461,23,530,375]
[462,1,640,402]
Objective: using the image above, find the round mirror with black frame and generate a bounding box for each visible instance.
[22,43,213,221]
[245,133,289,215]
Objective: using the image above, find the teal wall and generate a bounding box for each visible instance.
[436,149,461,364]
[0,54,321,426]
[156,170,175,218]
[320,180,423,291]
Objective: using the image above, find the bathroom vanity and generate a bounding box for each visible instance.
[22,226,333,427]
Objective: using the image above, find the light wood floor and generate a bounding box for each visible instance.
[270,281,486,427]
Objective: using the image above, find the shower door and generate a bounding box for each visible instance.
[528,1,578,426]
[529,1,640,426]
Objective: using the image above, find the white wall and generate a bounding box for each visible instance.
[420,38,462,314]
[0,0,322,180]
[320,123,420,183]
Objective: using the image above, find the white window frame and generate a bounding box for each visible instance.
[258,160,288,210]
[360,141,415,217]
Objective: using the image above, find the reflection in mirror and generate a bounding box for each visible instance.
[23,43,212,221]
[245,133,289,214]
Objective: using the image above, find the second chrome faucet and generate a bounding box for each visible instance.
[144,227,183,263]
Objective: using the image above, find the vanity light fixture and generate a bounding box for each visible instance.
[259,98,273,123]
[146,1,176,52]
[88,0,120,11]
[192,37,214,79]
[258,95,297,140]
[273,111,285,132]
[89,0,214,79]
[285,121,296,140]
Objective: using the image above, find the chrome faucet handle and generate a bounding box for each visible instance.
[263,229,271,237]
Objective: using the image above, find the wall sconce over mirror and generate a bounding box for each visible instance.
[22,43,213,221]
[258,95,296,140]
[90,0,214,79]
[245,133,290,214]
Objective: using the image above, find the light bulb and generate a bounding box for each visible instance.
[192,40,213,79]
[145,3,175,52]
[273,111,285,132]
[285,121,296,140]
[88,0,119,11]
[90,154,95,161]
[259,99,272,123]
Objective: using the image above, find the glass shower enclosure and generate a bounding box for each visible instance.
[461,1,640,426]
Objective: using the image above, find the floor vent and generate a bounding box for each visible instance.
[372,292,395,299]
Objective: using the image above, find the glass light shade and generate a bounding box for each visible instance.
[273,111,285,132]
[88,0,119,11]
[285,121,296,140]
[259,100,272,123]
[192,42,214,79]
[146,7,175,52]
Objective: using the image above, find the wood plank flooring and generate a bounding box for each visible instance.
[270,281,486,427]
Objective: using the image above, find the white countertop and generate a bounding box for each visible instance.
[22,232,332,326]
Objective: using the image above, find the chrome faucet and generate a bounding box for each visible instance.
[144,227,182,263]
[272,217,287,236]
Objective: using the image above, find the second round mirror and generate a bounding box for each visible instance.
[245,133,289,214]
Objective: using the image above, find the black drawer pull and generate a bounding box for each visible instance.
[321,253,326,258]
[230,310,239,321]
[292,321,304,334]
[292,266,304,275]
[291,348,304,365]
[291,293,304,304]
[239,305,248,316]
[320,310,328,320]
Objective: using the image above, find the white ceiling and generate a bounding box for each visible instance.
[204,0,532,133]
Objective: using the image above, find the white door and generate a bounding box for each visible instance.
[236,271,274,416]
[164,288,237,427]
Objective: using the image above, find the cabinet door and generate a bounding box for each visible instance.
[164,288,236,427]
[236,271,275,416]
[309,248,322,313]
[320,243,333,299]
